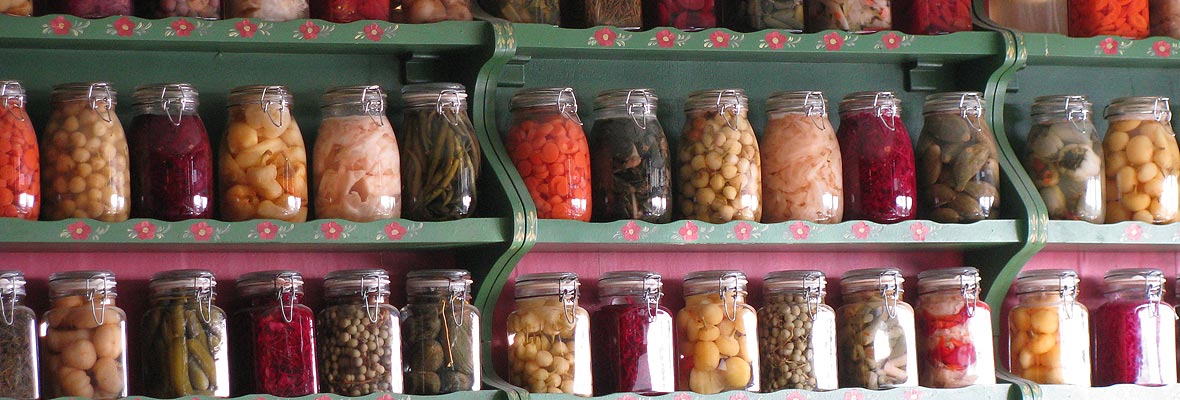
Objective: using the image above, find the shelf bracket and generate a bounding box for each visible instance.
[498,55,532,88]
[906,62,952,92]
[403,53,443,84]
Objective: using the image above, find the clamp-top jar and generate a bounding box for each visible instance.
[0,271,38,399]
[0,81,39,220]
[506,272,591,396]
[1092,268,1177,386]
[401,269,481,394]
[317,269,401,396]
[676,271,759,394]
[678,89,762,223]
[915,267,996,388]
[837,268,917,389]
[1023,95,1104,223]
[128,83,214,221]
[42,82,130,222]
[41,271,127,399]
[837,91,916,223]
[1103,96,1179,224]
[231,271,318,397]
[917,92,1001,223]
[1008,269,1090,385]
[142,270,228,398]
[506,88,592,221]
[589,89,671,223]
[591,271,674,395]
[400,83,481,221]
[313,85,401,222]
[761,90,843,223]
[758,270,837,391]
[221,85,309,222]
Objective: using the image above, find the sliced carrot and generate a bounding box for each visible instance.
[550,176,570,197]
[540,142,560,163]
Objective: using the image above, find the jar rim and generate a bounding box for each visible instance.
[763,270,825,292]
[515,272,580,299]
[917,267,980,293]
[922,91,985,114]
[510,87,577,110]
[598,270,662,297]
[841,267,904,291]
[51,82,117,102]
[593,88,659,111]
[49,270,118,297]
[228,85,292,107]
[1104,268,1165,292]
[406,269,473,294]
[149,269,216,293]
[237,270,304,297]
[0,271,26,296]
[132,83,199,103]
[0,81,25,99]
[685,88,748,111]
[1015,269,1079,294]
[402,82,467,108]
[321,85,386,108]
[766,90,826,114]
[324,268,391,298]
[683,270,748,296]
[838,91,901,113]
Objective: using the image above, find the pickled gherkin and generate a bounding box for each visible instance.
[141,270,229,398]
[402,270,481,394]
[399,83,481,221]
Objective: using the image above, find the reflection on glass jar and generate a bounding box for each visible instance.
[758,270,837,392]
[678,89,761,223]
[506,88,592,221]
[676,271,759,394]
[592,271,674,396]
[220,86,309,222]
[506,272,592,396]
[40,271,128,400]
[1008,269,1090,385]
[589,89,671,223]
[0,271,38,400]
[317,269,402,396]
[401,270,481,394]
[761,91,842,224]
[128,84,214,221]
[1102,96,1180,224]
[988,0,1066,34]
[400,83,480,221]
[231,271,318,397]
[1023,95,1104,223]
[142,270,229,398]
[42,83,130,222]
[837,92,916,224]
[837,268,917,390]
[313,86,401,222]
[916,92,1001,223]
[915,267,995,388]
[1093,268,1177,386]
[0,81,39,220]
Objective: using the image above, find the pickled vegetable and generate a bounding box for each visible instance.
[837,290,916,389]
[0,0,32,15]
[318,304,400,395]
[400,94,480,221]
[313,115,401,221]
[226,0,308,20]
[495,0,559,24]
[916,291,995,387]
[1023,108,1104,222]
[757,291,837,391]
[0,88,38,220]
[648,0,717,30]
[805,0,890,32]
[506,298,591,395]
[761,108,842,223]
[47,0,130,17]
[42,86,130,222]
[128,92,214,221]
[220,89,309,222]
[1152,0,1180,38]
[916,105,1001,223]
[41,295,128,399]
[1103,116,1179,224]
[894,0,971,34]
[140,0,221,18]
[678,93,761,223]
[838,95,916,223]
[676,292,758,394]
[142,298,228,397]
[311,0,389,22]
[390,0,472,21]
[506,111,591,221]
[739,0,804,31]
[1069,0,1148,38]
[589,90,671,223]
[1008,293,1090,384]
[402,301,478,394]
[231,272,318,397]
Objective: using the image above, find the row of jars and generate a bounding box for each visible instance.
[506,87,1001,225]
[0,268,481,400]
[506,267,997,396]
[0,81,482,223]
[988,0,1180,39]
[0,0,471,23]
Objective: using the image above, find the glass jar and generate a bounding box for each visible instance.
[1103,96,1179,224]
[1023,95,1104,223]
[220,85,309,222]
[646,0,718,30]
[390,0,472,22]
[837,268,917,389]
[736,0,803,31]
[988,0,1066,33]
[0,81,39,220]
[894,0,970,34]
[400,83,481,221]
[1008,269,1090,385]
[313,85,401,222]
[676,271,759,394]
[506,88,592,221]
[1068,0,1148,38]
[837,91,916,223]
[0,272,38,400]
[46,0,130,17]
[915,267,996,388]
[226,0,308,19]
[401,270,481,394]
[42,83,130,222]
[591,271,674,396]
[761,91,842,224]
[140,0,220,18]
[230,271,318,397]
[805,0,889,32]
[128,83,214,221]
[917,92,1001,223]
[141,270,229,398]
[575,0,642,29]
[589,89,671,223]
[1152,1,1180,38]
[506,272,591,396]
[40,271,127,400]
[311,0,388,21]
[678,89,762,223]
[317,269,401,396]
[493,0,558,24]
[758,270,837,392]
[0,0,32,15]
[1092,268,1177,386]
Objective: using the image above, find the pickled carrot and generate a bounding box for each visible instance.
[0,106,38,220]
[506,114,592,221]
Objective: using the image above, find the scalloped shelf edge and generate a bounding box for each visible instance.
[1020,32,1180,63]
[1044,220,1180,249]
[116,390,503,400]
[528,385,1017,400]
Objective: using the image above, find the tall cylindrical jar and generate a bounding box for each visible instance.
[678,89,761,223]
[1023,95,1104,223]
[506,88,592,221]
[492,0,559,24]
[401,270,481,394]
[915,267,996,388]
[141,270,229,398]
[589,89,671,223]
[761,90,842,224]
[0,271,38,400]
[987,0,1066,33]
[42,82,130,222]
[591,271,675,396]
[1092,268,1177,386]
[1068,0,1148,38]
[128,83,214,221]
[225,0,308,19]
[40,271,127,400]
[1102,96,1180,224]
[0,81,39,220]
[676,271,759,394]
[230,271,318,397]
[758,270,837,392]
[220,85,309,222]
[916,92,1001,223]
[1008,269,1090,385]
[46,0,130,17]
[805,0,889,32]
[317,269,402,396]
[894,0,970,34]
[837,268,917,389]
[837,91,916,223]
[506,272,591,396]
[400,83,481,221]
[313,85,401,222]
[311,0,388,21]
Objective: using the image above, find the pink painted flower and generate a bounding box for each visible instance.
[315,395,332,400]
[235,19,258,38]
[621,220,641,241]
[852,221,871,239]
[710,30,732,48]
[385,221,407,240]
[49,16,71,35]
[910,222,929,241]
[171,18,194,37]
[765,31,786,49]
[67,221,91,240]
[299,20,321,40]
[844,390,865,400]
[190,221,213,241]
[113,16,134,37]
[1100,37,1119,55]
[679,221,699,241]
[789,221,810,240]
[617,395,639,400]
[375,394,394,400]
[881,32,902,49]
[785,392,808,400]
[823,32,844,51]
[134,221,157,240]
[321,221,344,240]
[729,393,749,400]
[905,388,924,400]
[734,221,752,240]
[363,23,385,41]
[1125,223,1144,241]
[656,29,676,48]
[1154,40,1172,57]
[594,27,617,46]
[674,394,695,400]
[256,221,278,240]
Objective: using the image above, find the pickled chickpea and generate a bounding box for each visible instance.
[678,90,761,223]
[42,84,130,222]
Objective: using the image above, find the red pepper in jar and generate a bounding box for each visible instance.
[895,0,972,34]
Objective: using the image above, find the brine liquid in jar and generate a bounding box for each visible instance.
[758,270,837,391]
[506,272,592,396]
[230,271,318,397]
[0,81,39,220]
[401,270,481,394]
[837,91,916,224]
[42,82,130,222]
[220,85,309,222]
[676,271,759,394]
[1023,95,1104,223]
[141,270,229,398]
[915,267,996,388]
[128,83,214,221]
[1068,0,1148,38]
[0,271,38,400]
[678,89,762,223]
[1092,268,1177,386]
[760,90,842,224]
[317,269,402,395]
[987,0,1066,34]
[313,85,401,222]
[916,92,1001,223]
[591,271,674,396]
[589,89,671,223]
[40,271,128,400]
[1008,269,1090,385]
[400,83,481,221]
[1102,96,1180,224]
[506,88,592,221]
[894,0,970,34]
[837,268,917,389]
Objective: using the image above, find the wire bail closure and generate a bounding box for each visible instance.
[873,92,898,132]
[360,272,381,323]
[803,91,827,131]
[958,92,984,133]
[558,275,579,325]
[717,273,740,322]
[1058,273,1079,319]
[1144,270,1164,318]
[276,272,297,323]
[448,276,467,328]
[557,88,582,125]
[641,273,662,322]
[1,82,26,123]
[436,88,462,127]
[0,278,15,326]
[160,84,195,127]
[803,272,823,319]
[878,270,900,319]
[85,273,112,326]
[260,86,287,128]
[958,270,981,318]
[362,86,386,127]
[1154,97,1172,123]
[193,272,215,324]
[88,83,114,123]
[715,90,743,131]
[625,89,653,130]
[1064,96,1090,135]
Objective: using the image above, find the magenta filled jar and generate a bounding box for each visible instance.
[47,0,130,17]
[128,84,213,221]
[591,271,675,396]
[1093,268,1177,386]
[230,271,318,397]
[837,91,917,223]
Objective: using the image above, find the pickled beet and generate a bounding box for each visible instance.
[647,0,716,30]
[128,114,214,221]
[47,0,131,17]
[592,304,674,396]
[837,110,916,223]
[310,0,390,22]
[1093,300,1173,386]
[230,293,319,397]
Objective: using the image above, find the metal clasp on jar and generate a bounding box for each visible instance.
[259,86,289,128]
[1062,95,1092,135]
[872,92,897,132]
[641,272,662,322]
[86,272,114,325]
[958,270,981,318]
[0,277,16,326]
[448,279,468,328]
[361,272,382,323]
[958,92,984,133]
[0,81,26,123]
[558,274,579,325]
[362,85,386,127]
[160,84,196,127]
[803,91,827,131]
[87,83,115,123]
[717,272,741,321]
[1058,273,1079,319]
[715,89,744,131]
[1145,269,1165,318]
[276,271,298,323]
[557,87,582,125]
[877,270,901,319]
[804,271,823,319]
[193,271,215,324]
[437,88,463,127]
[1153,97,1173,123]
[625,89,654,130]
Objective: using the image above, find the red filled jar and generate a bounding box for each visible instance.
[1093,268,1177,386]
[390,0,471,22]
[894,0,971,34]
[46,0,130,17]
[128,84,213,221]
[0,81,39,220]
[1068,0,1148,38]
[140,0,220,18]
[505,88,592,221]
[231,271,318,397]
[646,0,717,30]
[837,91,916,224]
[591,271,674,396]
[916,267,996,388]
[311,0,389,22]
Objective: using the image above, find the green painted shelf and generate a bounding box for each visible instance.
[1038,383,1180,399]
[1042,220,1180,251]
[1019,32,1180,66]
[118,391,505,400]
[527,386,1019,400]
